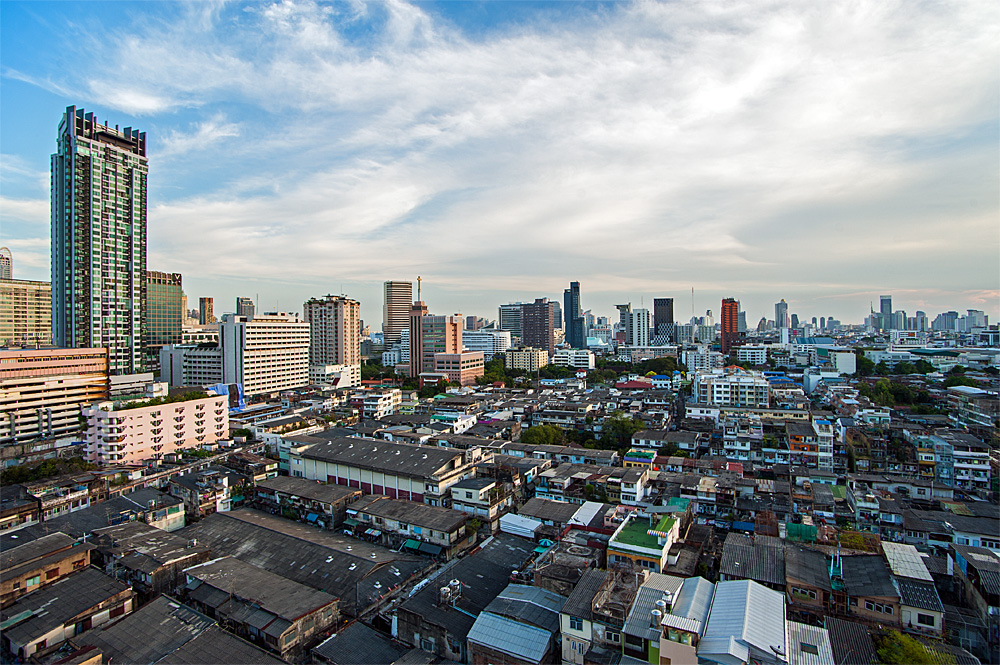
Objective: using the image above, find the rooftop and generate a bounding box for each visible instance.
[612,516,663,551]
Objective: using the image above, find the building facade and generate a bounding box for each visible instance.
[219,313,310,395]
[83,392,229,465]
[51,106,147,375]
[0,279,51,347]
[521,298,556,356]
[303,294,361,385]
[720,297,739,355]
[434,351,485,386]
[382,280,413,347]
[235,296,255,318]
[0,347,109,444]
[143,271,182,362]
[198,297,214,325]
[564,282,585,349]
[505,347,549,372]
[653,297,674,343]
[461,328,511,360]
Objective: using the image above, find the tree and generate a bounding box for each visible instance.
[600,412,644,449]
[855,350,876,377]
[943,375,979,389]
[874,361,890,377]
[875,631,952,665]
[521,425,566,446]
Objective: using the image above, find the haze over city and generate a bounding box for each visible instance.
[1,0,998,325]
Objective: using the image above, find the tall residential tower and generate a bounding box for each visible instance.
[563,282,585,348]
[51,106,147,375]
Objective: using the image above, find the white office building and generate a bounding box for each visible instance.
[553,348,595,370]
[220,313,310,395]
[461,328,512,360]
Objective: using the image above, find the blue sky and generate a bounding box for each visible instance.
[1,0,997,328]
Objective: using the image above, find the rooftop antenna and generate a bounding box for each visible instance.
[417,276,422,301]
[691,287,695,315]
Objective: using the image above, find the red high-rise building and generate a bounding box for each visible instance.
[720,298,740,355]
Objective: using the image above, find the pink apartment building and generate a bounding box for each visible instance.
[84,393,229,466]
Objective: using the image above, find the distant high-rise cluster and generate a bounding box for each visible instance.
[236,296,255,318]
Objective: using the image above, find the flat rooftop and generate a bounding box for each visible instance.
[613,518,664,550]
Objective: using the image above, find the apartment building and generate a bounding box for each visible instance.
[0,278,51,347]
[505,347,549,372]
[693,368,770,408]
[304,294,361,388]
[0,347,109,444]
[434,351,485,386]
[460,328,511,360]
[83,392,229,465]
[553,348,596,370]
[220,313,310,395]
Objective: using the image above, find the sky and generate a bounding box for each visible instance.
[1,0,998,329]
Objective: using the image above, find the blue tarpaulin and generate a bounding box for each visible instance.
[306,513,318,523]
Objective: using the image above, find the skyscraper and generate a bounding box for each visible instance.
[521,298,557,356]
[498,303,524,339]
[616,303,632,345]
[236,296,255,318]
[143,271,183,361]
[383,281,413,347]
[0,247,11,280]
[720,298,739,355]
[199,297,214,325]
[790,313,799,330]
[51,106,147,375]
[303,294,361,367]
[880,295,893,331]
[408,301,429,376]
[653,297,674,343]
[775,300,789,329]
[563,281,585,348]
[629,309,650,347]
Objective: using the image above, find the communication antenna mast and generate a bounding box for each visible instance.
[691,287,695,315]
[417,276,422,301]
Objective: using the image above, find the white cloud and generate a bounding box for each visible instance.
[5,0,999,322]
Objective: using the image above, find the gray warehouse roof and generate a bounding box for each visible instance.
[290,435,468,479]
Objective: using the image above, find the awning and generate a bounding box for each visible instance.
[370,530,381,537]
[343,518,360,527]
[364,528,375,535]
[306,513,318,523]
[533,546,548,554]
[403,539,421,551]
[418,542,443,556]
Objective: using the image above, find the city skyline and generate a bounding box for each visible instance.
[1,1,997,327]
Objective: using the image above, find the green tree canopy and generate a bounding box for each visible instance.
[876,632,952,665]
[600,411,645,449]
[520,424,566,446]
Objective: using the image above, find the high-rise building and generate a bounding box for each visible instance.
[199,297,214,325]
[774,300,789,329]
[0,247,11,280]
[498,303,524,339]
[720,298,739,355]
[616,303,632,345]
[0,278,52,347]
[236,296,255,318]
[143,271,183,362]
[738,309,747,333]
[382,281,413,347]
[652,297,674,343]
[303,294,361,366]
[219,313,310,395]
[51,106,147,375]
[628,309,651,347]
[408,301,429,376]
[521,298,557,356]
[563,281,585,348]
[790,313,799,330]
[879,295,892,331]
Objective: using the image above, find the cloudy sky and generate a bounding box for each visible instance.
[1,0,997,328]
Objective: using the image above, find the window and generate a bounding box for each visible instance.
[110,604,126,618]
[917,613,936,627]
[800,643,819,656]
[865,601,893,615]
[569,616,583,631]
[46,569,60,580]
[608,631,621,644]
[26,575,40,587]
[420,638,434,652]
[791,587,817,600]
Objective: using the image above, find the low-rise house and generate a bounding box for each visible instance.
[253,475,362,528]
[559,569,611,664]
[785,621,835,665]
[718,533,786,592]
[656,575,715,665]
[607,512,680,573]
[71,594,284,664]
[467,584,567,665]
[0,532,94,606]
[838,555,901,627]
[519,497,582,530]
[312,621,412,665]
[90,521,212,597]
[621,573,684,663]
[881,542,944,637]
[0,484,40,532]
[350,495,474,559]
[220,451,279,483]
[396,534,535,663]
[0,567,134,661]
[784,545,832,622]
[168,467,242,519]
[697,579,787,665]
[449,477,515,532]
[184,556,339,660]
[949,543,1000,664]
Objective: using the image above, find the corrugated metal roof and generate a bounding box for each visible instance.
[881,542,933,582]
[700,580,785,664]
[787,620,835,665]
[467,612,551,664]
[670,576,715,626]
